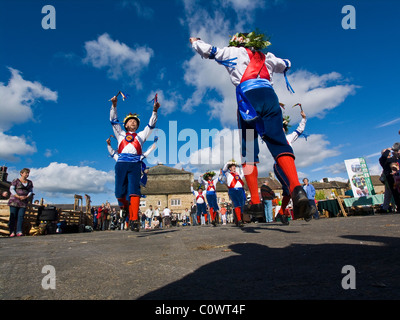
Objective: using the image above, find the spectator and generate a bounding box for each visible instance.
[220,204,227,225]
[303,178,318,219]
[163,207,171,228]
[261,180,276,223]
[379,143,400,212]
[1,190,10,199]
[153,206,162,228]
[145,205,154,228]
[390,162,400,194]
[190,201,197,226]
[7,168,33,237]
[93,207,99,230]
[141,211,146,229]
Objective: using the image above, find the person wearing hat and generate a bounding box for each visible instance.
[379,142,400,212]
[221,160,246,227]
[109,95,160,231]
[198,171,220,226]
[189,32,315,221]
[190,184,208,225]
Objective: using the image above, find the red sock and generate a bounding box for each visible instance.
[279,195,291,216]
[276,155,301,194]
[242,163,260,204]
[234,207,242,221]
[117,197,129,210]
[129,195,140,221]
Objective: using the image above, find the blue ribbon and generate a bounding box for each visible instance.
[283,60,295,93]
[296,130,309,141]
[209,46,237,69]
[117,153,142,162]
[236,79,268,137]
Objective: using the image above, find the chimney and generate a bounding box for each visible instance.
[323,178,329,183]
[268,171,275,180]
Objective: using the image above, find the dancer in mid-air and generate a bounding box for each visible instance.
[109,94,160,231]
[189,31,315,221]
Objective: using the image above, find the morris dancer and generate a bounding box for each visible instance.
[274,108,308,224]
[221,160,246,228]
[190,184,208,225]
[109,95,160,231]
[189,32,315,221]
[198,170,220,226]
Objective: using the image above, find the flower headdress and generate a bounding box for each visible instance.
[282,115,291,133]
[228,31,271,50]
[226,159,239,169]
[203,170,216,180]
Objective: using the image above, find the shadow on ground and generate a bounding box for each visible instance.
[138,234,400,300]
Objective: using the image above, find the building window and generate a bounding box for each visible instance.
[157,200,161,206]
[140,200,146,207]
[171,199,181,206]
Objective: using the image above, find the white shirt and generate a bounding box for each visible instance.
[286,118,307,146]
[162,208,171,217]
[110,106,157,155]
[191,186,206,204]
[198,173,220,192]
[192,40,290,87]
[221,164,244,189]
[145,208,153,219]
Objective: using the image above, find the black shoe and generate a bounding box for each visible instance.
[248,203,264,218]
[291,186,312,220]
[238,220,244,228]
[130,220,140,232]
[279,214,290,225]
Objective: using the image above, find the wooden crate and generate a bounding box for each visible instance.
[0,201,92,236]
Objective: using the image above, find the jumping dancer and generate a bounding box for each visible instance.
[189,32,315,221]
[191,184,208,225]
[221,160,246,228]
[198,171,220,226]
[109,95,160,231]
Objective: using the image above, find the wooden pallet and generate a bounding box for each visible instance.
[0,202,92,236]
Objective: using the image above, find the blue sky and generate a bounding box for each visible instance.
[1,0,399,205]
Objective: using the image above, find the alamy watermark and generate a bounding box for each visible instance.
[41,265,56,290]
[341,265,356,290]
[342,5,356,30]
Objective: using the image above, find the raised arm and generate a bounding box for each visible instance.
[137,101,160,143]
[109,96,124,138]
[286,110,307,144]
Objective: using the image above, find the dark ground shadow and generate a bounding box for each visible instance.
[138,235,400,300]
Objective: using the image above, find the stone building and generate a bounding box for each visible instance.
[141,164,195,213]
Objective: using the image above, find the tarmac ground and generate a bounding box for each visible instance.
[1,214,400,302]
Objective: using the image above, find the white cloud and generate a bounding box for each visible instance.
[177,127,341,179]
[146,90,183,116]
[0,132,36,161]
[376,117,400,128]
[181,2,358,127]
[29,162,114,195]
[274,70,358,124]
[0,68,57,161]
[83,33,154,85]
[0,68,57,131]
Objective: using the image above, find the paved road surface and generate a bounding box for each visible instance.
[1,214,400,301]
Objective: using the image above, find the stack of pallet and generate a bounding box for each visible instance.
[0,201,92,236]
